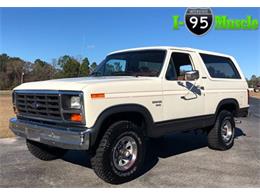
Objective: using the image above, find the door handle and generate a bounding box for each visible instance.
[181,96,187,100]
[180,95,197,100]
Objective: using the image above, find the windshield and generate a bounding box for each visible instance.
[91,50,166,77]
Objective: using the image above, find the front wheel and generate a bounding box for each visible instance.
[207,110,235,150]
[91,120,146,184]
[26,139,68,161]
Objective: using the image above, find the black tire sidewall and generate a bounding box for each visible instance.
[93,121,146,183]
[217,111,235,148]
[26,139,67,160]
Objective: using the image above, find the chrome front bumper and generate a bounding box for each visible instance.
[9,118,91,150]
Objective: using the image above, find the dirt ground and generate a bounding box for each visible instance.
[0,95,15,138]
[249,91,260,99]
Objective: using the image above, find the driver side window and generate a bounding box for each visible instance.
[166,52,193,81]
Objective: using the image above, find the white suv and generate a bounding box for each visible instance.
[10,46,249,184]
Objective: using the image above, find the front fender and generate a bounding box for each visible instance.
[89,104,154,147]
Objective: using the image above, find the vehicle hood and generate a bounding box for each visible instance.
[14,76,160,92]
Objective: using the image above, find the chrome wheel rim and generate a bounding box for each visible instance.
[221,120,233,143]
[112,136,138,171]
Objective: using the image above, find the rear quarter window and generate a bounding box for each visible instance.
[200,53,241,79]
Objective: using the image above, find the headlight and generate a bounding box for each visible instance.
[70,96,81,109]
[62,94,82,110]
[61,92,84,123]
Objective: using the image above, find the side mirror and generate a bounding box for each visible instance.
[185,70,199,81]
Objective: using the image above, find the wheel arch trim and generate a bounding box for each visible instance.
[90,104,154,147]
[215,98,239,117]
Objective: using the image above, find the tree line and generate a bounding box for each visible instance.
[247,75,260,89]
[0,53,259,90]
[0,53,97,90]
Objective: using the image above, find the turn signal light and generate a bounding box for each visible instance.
[91,93,105,99]
[70,113,82,122]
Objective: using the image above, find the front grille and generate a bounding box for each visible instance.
[16,92,62,120]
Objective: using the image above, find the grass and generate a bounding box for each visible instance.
[0,95,15,138]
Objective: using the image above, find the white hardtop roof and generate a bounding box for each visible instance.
[108,46,232,58]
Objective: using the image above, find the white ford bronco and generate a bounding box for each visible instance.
[10,46,249,184]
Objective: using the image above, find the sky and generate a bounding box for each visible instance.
[0,7,259,78]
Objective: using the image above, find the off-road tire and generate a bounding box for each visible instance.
[26,139,68,161]
[91,120,146,184]
[208,110,235,150]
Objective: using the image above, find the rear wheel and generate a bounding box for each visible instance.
[91,120,146,184]
[26,139,68,161]
[207,110,235,150]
